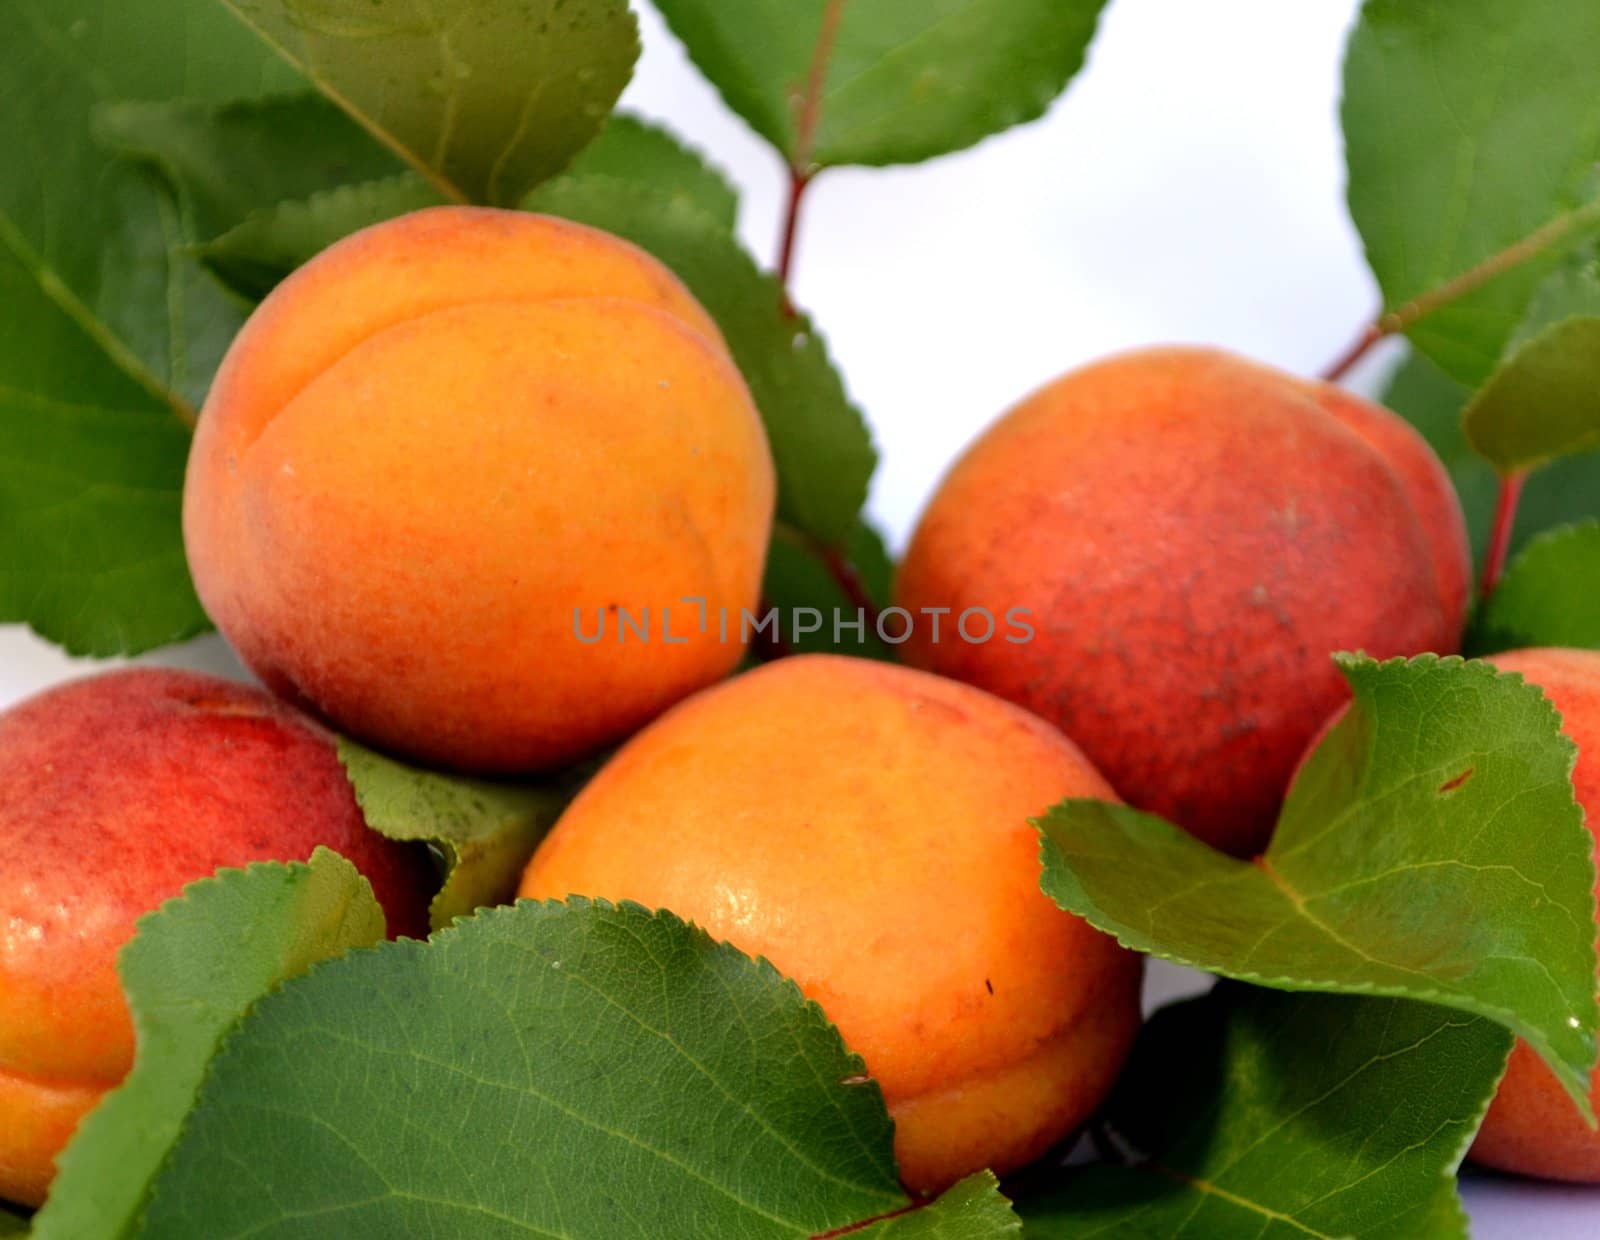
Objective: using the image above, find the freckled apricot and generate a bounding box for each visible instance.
[184,206,775,775]
[519,654,1143,1193]
[1468,647,1600,1183]
[0,669,431,1207]
[895,347,1468,856]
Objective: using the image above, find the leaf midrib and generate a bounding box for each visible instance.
[212,0,470,206]
[791,0,849,170]
[0,212,197,430]
[1148,1164,1340,1239]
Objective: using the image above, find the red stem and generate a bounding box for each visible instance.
[812,1199,926,1239]
[776,168,814,313]
[1480,472,1528,602]
[779,0,843,298]
[821,543,883,634]
[1320,198,1600,386]
[769,0,872,653]
[1320,322,1384,384]
[750,595,793,662]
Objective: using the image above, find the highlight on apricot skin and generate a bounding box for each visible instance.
[894,346,1470,858]
[183,205,776,776]
[518,654,1144,1194]
[0,668,433,1209]
[1467,647,1600,1183]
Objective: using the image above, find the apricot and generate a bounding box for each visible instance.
[518,654,1143,1193]
[0,669,432,1208]
[184,206,775,774]
[895,347,1469,856]
[1468,647,1600,1182]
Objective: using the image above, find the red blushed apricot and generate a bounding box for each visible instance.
[895,347,1469,857]
[1469,647,1600,1182]
[1302,382,1472,634]
[184,206,775,775]
[519,655,1143,1194]
[0,669,432,1208]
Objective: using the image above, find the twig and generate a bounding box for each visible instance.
[774,521,884,642]
[750,595,793,662]
[1320,322,1384,383]
[1480,471,1528,602]
[1320,196,1600,383]
[776,169,814,313]
[819,543,882,634]
[773,0,847,301]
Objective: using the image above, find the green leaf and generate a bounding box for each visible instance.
[95,94,405,242]
[1462,317,1600,473]
[1,0,293,300]
[336,738,577,930]
[764,518,895,658]
[0,0,297,654]
[653,0,1108,169]
[846,518,894,608]
[1342,0,1600,386]
[141,899,1015,1238]
[31,849,383,1240]
[216,0,639,206]
[1475,521,1600,653]
[196,111,735,300]
[1510,240,1600,348]
[525,175,876,546]
[0,1203,28,1236]
[863,1173,1019,1238]
[564,114,739,230]
[1037,654,1598,1113]
[201,174,447,300]
[1019,986,1512,1240]
[0,170,227,656]
[1383,347,1600,563]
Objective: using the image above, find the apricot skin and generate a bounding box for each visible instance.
[894,347,1469,857]
[184,206,775,774]
[0,669,432,1208]
[518,654,1143,1193]
[1468,647,1600,1182]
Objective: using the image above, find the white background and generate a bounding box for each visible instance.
[2,0,1595,1232]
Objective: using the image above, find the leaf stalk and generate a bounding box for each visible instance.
[1321,196,1600,383]
[1481,471,1529,603]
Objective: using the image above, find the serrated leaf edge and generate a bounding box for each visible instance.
[1036,653,1598,1119]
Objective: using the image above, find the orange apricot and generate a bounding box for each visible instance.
[184,206,775,774]
[519,654,1143,1193]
